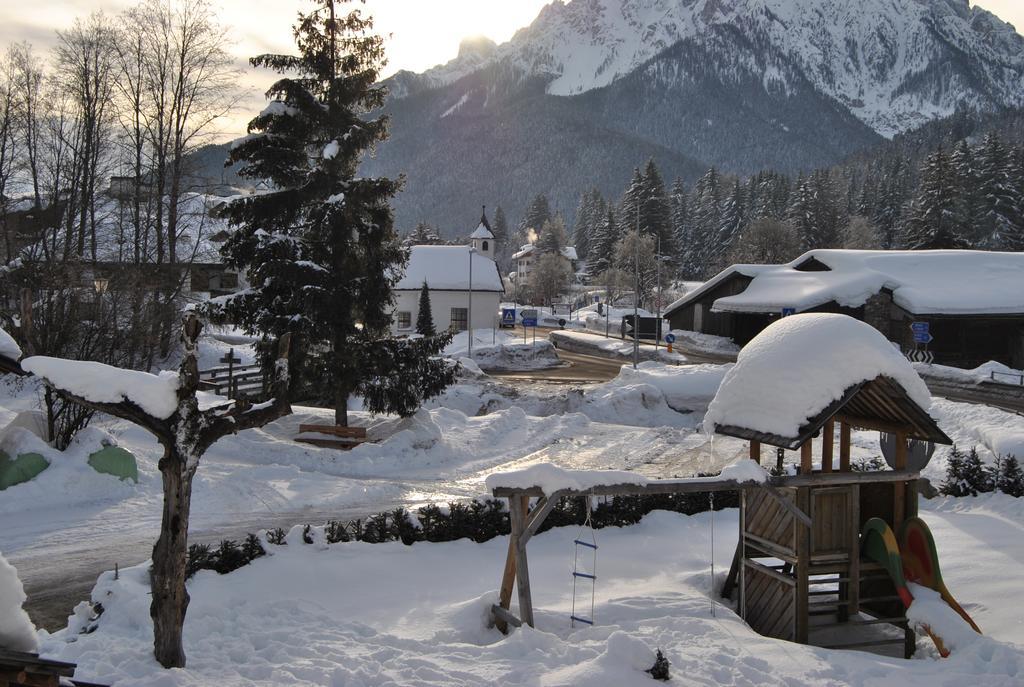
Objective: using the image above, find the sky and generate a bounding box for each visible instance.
[0,0,1021,137]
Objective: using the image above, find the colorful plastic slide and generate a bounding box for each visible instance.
[860,516,980,657]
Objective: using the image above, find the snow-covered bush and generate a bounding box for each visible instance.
[940,446,994,497]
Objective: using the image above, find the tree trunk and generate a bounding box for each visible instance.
[150,443,194,669]
[335,387,348,427]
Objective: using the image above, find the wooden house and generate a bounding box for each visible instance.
[665,250,1024,368]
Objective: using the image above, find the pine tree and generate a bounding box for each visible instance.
[901,147,969,250]
[688,168,723,278]
[641,158,673,255]
[941,446,992,496]
[572,188,603,261]
[492,205,512,270]
[520,193,552,241]
[406,221,441,245]
[416,281,435,336]
[951,139,980,243]
[1005,146,1024,251]
[669,178,689,269]
[619,167,644,237]
[589,207,619,276]
[212,0,455,426]
[994,455,1024,497]
[709,178,745,273]
[536,216,569,255]
[976,132,1023,249]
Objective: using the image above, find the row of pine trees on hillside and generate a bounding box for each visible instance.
[554,130,1024,281]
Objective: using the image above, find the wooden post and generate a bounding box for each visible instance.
[821,419,834,473]
[847,484,860,618]
[800,440,813,475]
[839,422,851,472]
[749,440,761,465]
[495,533,517,634]
[893,432,907,526]
[513,494,535,628]
[795,487,811,644]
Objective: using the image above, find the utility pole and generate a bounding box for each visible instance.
[655,235,661,351]
[633,202,639,370]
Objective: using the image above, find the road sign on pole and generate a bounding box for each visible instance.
[910,321,929,334]
[781,307,796,317]
[913,332,933,344]
[501,308,516,327]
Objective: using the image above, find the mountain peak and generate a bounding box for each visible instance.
[457,35,496,60]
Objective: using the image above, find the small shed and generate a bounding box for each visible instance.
[706,313,952,654]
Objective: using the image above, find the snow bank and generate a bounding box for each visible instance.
[905,583,981,654]
[22,357,180,419]
[668,329,740,356]
[0,551,37,652]
[470,341,561,371]
[485,463,647,494]
[608,361,729,412]
[704,314,931,439]
[0,327,21,361]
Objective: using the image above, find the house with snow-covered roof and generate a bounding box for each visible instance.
[510,244,578,292]
[664,249,1024,369]
[391,222,505,335]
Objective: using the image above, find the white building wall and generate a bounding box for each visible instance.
[391,289,502,336]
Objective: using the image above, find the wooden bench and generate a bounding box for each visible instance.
[295,424,368,450]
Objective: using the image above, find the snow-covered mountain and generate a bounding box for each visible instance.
[365,0,1024,233]
[397,0,1024,137]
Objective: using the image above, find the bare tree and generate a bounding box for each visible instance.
[529,253,572,307]
[25,315,293,669]
[9,43,45,211]
[842,215,882,250]
[55,13,119,261]
[728,217,802,265]
[0,49,18,261]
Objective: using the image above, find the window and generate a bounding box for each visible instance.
[450,307,468,331]
[482,240,489,252]
[396,311,412,330]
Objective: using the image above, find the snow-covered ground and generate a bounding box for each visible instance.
[26,494,1024,686]
[444,329,561,371]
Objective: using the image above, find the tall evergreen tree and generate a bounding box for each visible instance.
[572,187,605,261]
[669,177,689,270]
[589,206,619,276]
[536,215,569,255]
[520,193,552,240]
[619,167,644,236]
[213,0,455,426]
[405,221,441,245]
[492,205,512,269]
[976,132,1023,249]
[416,281,435,336]
[687,167,723,277]
[901,147,969,250]
[641,158,673,255]
[710,178,746,272]
[951,139,980,243]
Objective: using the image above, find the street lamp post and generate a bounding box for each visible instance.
[468,246,475,358]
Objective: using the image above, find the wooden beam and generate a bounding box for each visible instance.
[514,495,535,628]
[839,422,851,472]
[743,559,797,587]
[849,484,860,616]
[491,604,522,629]
[762,485,812,527]
[749,440,761,465]
[835,413,916,436]
[522,495,560,545]
[894,432,907,526]
[800,440,813,474]
[821,419,834,472]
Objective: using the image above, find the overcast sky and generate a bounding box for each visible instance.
[0,0,1020,137]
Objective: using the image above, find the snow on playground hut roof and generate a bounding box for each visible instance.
[666,250,1024,316]
[397,245,504,292]
[704,314,951,450]
[0,327,22,361]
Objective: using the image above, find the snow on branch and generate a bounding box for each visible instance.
[22,357,180,419]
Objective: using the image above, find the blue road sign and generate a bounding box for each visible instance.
[913,332,933,344]
[522,318,538,327]
[594,295,600,303]
[501,308,516,325]
[781,307,796,317]
[664,333,676,344]
[910,321,929,334]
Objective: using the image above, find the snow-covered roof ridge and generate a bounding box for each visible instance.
[469,222,494,240]
[674,250,1024,317]
[396,245,504,292]
[512,244,578,261]
[704,313,933,441]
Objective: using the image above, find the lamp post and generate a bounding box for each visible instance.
[633,203,639,370]
[468,246,475,358]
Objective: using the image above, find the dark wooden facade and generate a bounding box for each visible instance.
[666,272,1024,368]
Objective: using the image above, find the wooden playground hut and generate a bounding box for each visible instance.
[489,319,954,656]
